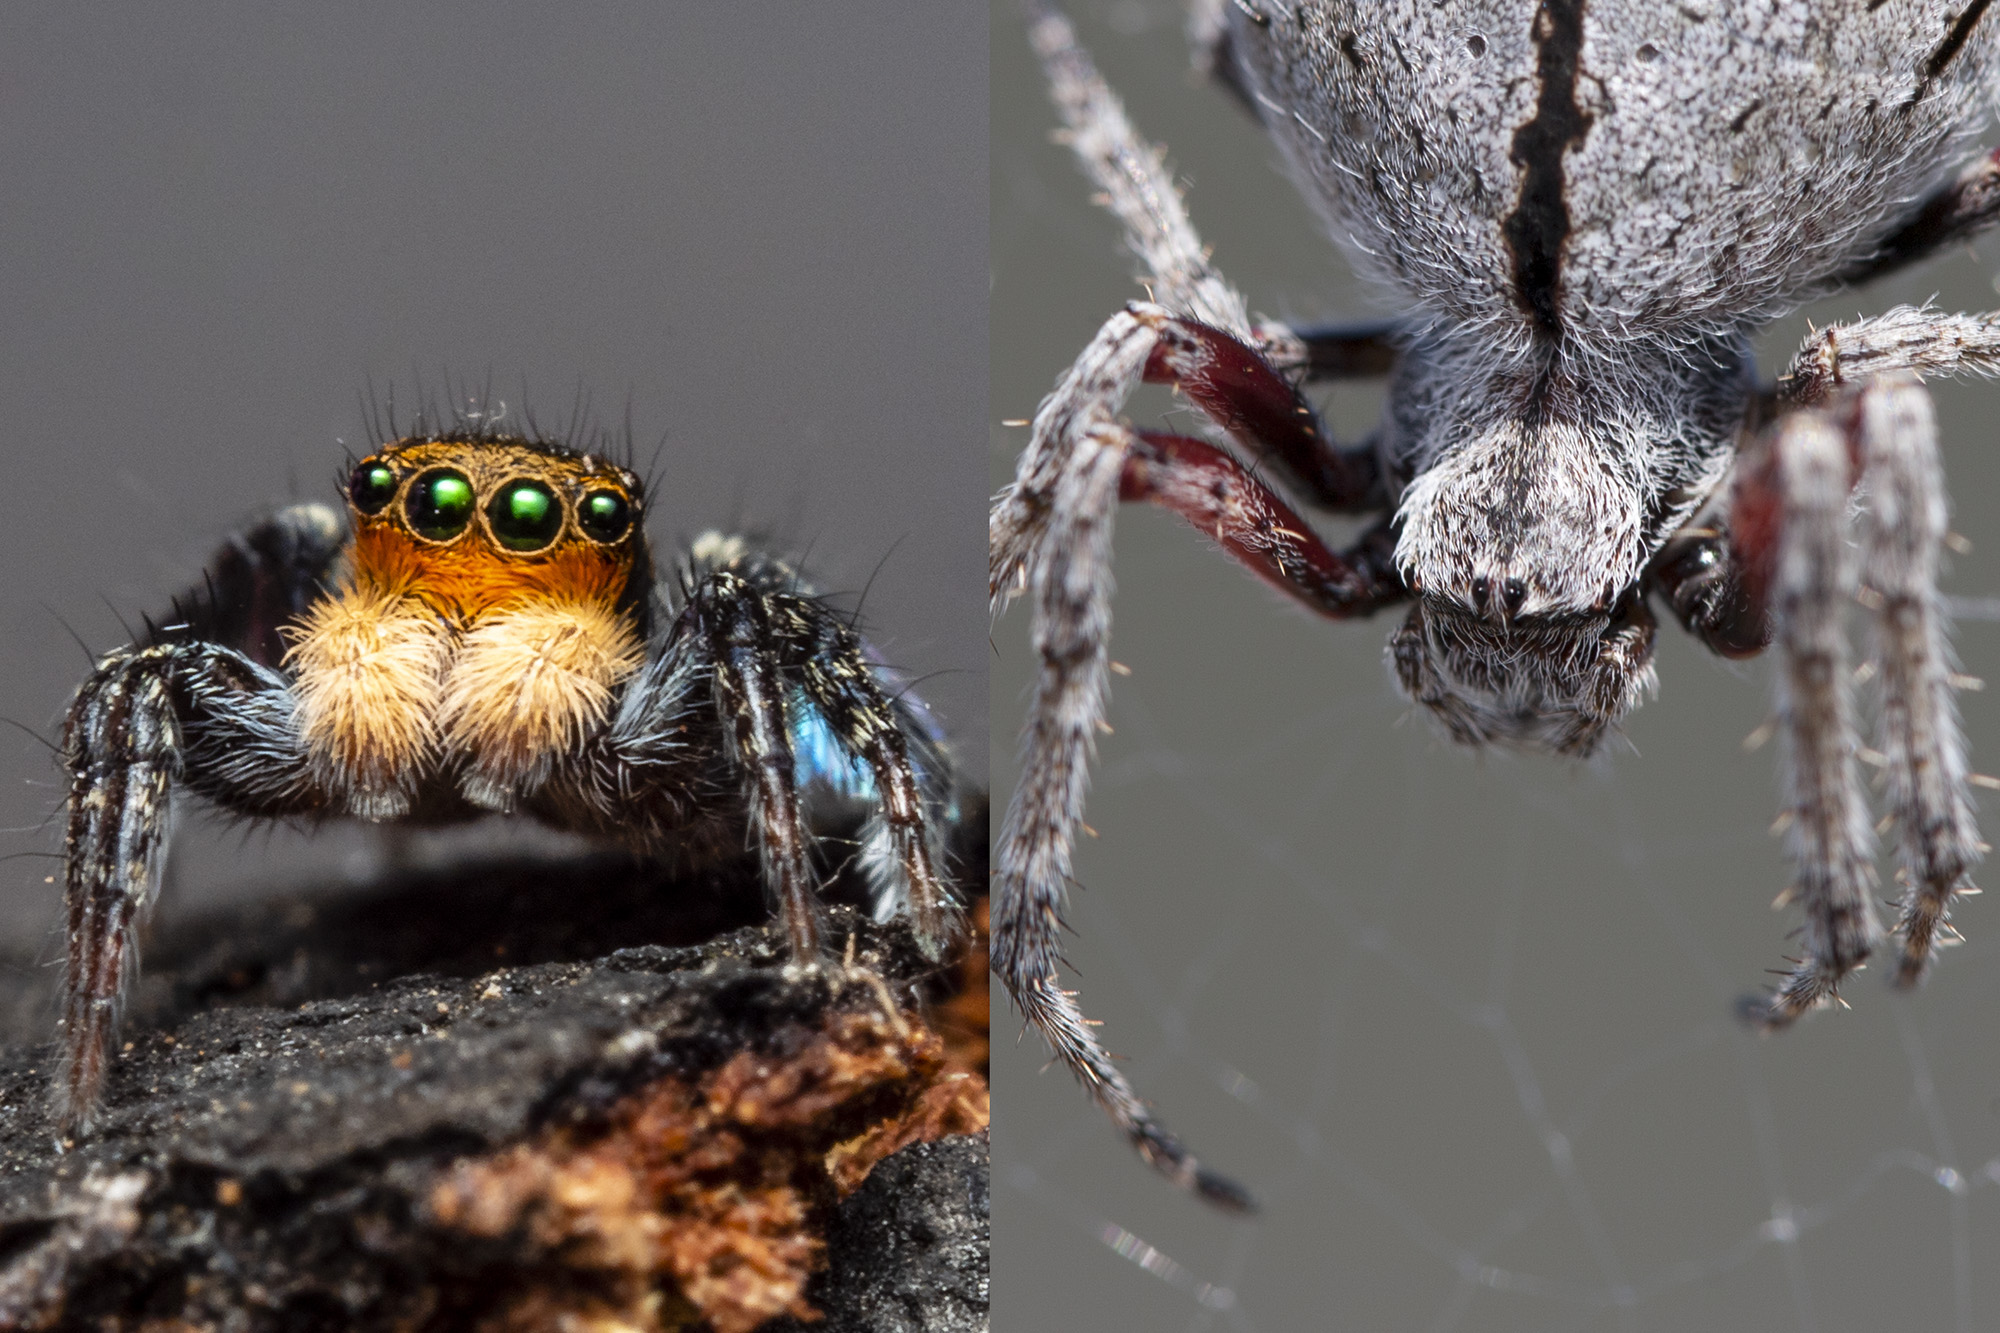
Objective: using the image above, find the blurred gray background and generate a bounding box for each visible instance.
[0,10,985,961]
[992,4,2000,1330]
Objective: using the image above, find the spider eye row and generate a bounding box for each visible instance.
[347,461,634,550]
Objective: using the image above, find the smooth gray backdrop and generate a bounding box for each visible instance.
[992,4,2000,1330]
[0,10,985,963]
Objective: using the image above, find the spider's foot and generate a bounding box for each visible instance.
[1194,1167,1259,1214]
[1891,878,1975,990]
[1135,1122,1258,1215]
[1734,990,1799,1032]
[1737,957,1862,1032]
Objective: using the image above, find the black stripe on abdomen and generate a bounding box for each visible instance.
[1503,0,1592,343]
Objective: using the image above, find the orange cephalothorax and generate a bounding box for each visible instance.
[286,436,650,814]
[343,436,647,619]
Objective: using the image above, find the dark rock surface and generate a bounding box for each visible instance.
[0,840,988,1332]
[768,1132,990,1333]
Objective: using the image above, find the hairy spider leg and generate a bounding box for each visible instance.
[994,11,1420,1211]
[59,506,345,1131]
[1663,374,1987,1026]
[993,313,1403,1210]
[678,550,957,962]
[781,601,957,956]
[1772,314,2000,1011]
[1850,384,1982,989]
[1650,305,2000,1020]
[1758,404,1884,1024]
[1784,307,2000,409]
[1839,146,2000,290]
[1123,431,1401,615]
[1143,315,1382,509]
[699,569,824,958]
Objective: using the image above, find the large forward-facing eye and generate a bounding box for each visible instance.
[348,460,398,515]
[577,489,632,543]
[487,478,563,552]
[405,468,475,542]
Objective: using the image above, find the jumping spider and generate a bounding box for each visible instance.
[56,427,958,1131]
[993,0,2000,1208]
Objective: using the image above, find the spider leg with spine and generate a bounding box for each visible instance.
[558,537,958,963]
[993,9,1404,1210]
[59,504,347,1131]
[1662,371,1989,1024]
[1838,146,2000,288]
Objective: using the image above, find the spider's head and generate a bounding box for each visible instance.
[1382,413,1665,758]
[1388,594,1658,758]
[1379,355,1735,758]
[341,435,651,622]
[287,436,654,815]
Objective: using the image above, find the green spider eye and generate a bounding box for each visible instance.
[486,478,563,552]
[577,489,632,543]
[348,461,398,515]
[404,468,475,541]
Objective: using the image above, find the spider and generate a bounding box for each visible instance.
[54,426,958,1133]
[993,0,2000,1210]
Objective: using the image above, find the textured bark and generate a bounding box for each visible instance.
[0,832,987,1333]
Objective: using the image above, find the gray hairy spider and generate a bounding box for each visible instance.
[993,0,2000,1210]
[53,424,958,1133]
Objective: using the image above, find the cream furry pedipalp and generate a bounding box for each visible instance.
[288,587,646,815]
[285,583,452,818]
[439,597,645,809]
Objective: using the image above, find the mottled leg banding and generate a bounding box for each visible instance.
[1027,3,1252,339]
[996,4,1408,1211]
[995,322,1275,1209]
[1758,407,1882,1027]
[59,650,181,1131]
[1782,305,2000,407]
[688,553,955,964]
[56,509,344,1133]
[789,614,956,958]
[997,416,1226,1199]
[701,572,823,961]
[1852,381,1982,987]
[1747,376,1986,1026]
[58,641,317,1131]
[992,307,1161,611]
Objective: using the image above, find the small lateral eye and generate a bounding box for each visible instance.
[577,489,632,543]
[486,478,563,552]
[348,460,398,515]
[404,468,475,541]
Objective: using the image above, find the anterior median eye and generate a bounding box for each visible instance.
[487,478,562,551]
[577,489,632,543]
[404,468,475,541]
[348,460,398,515]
